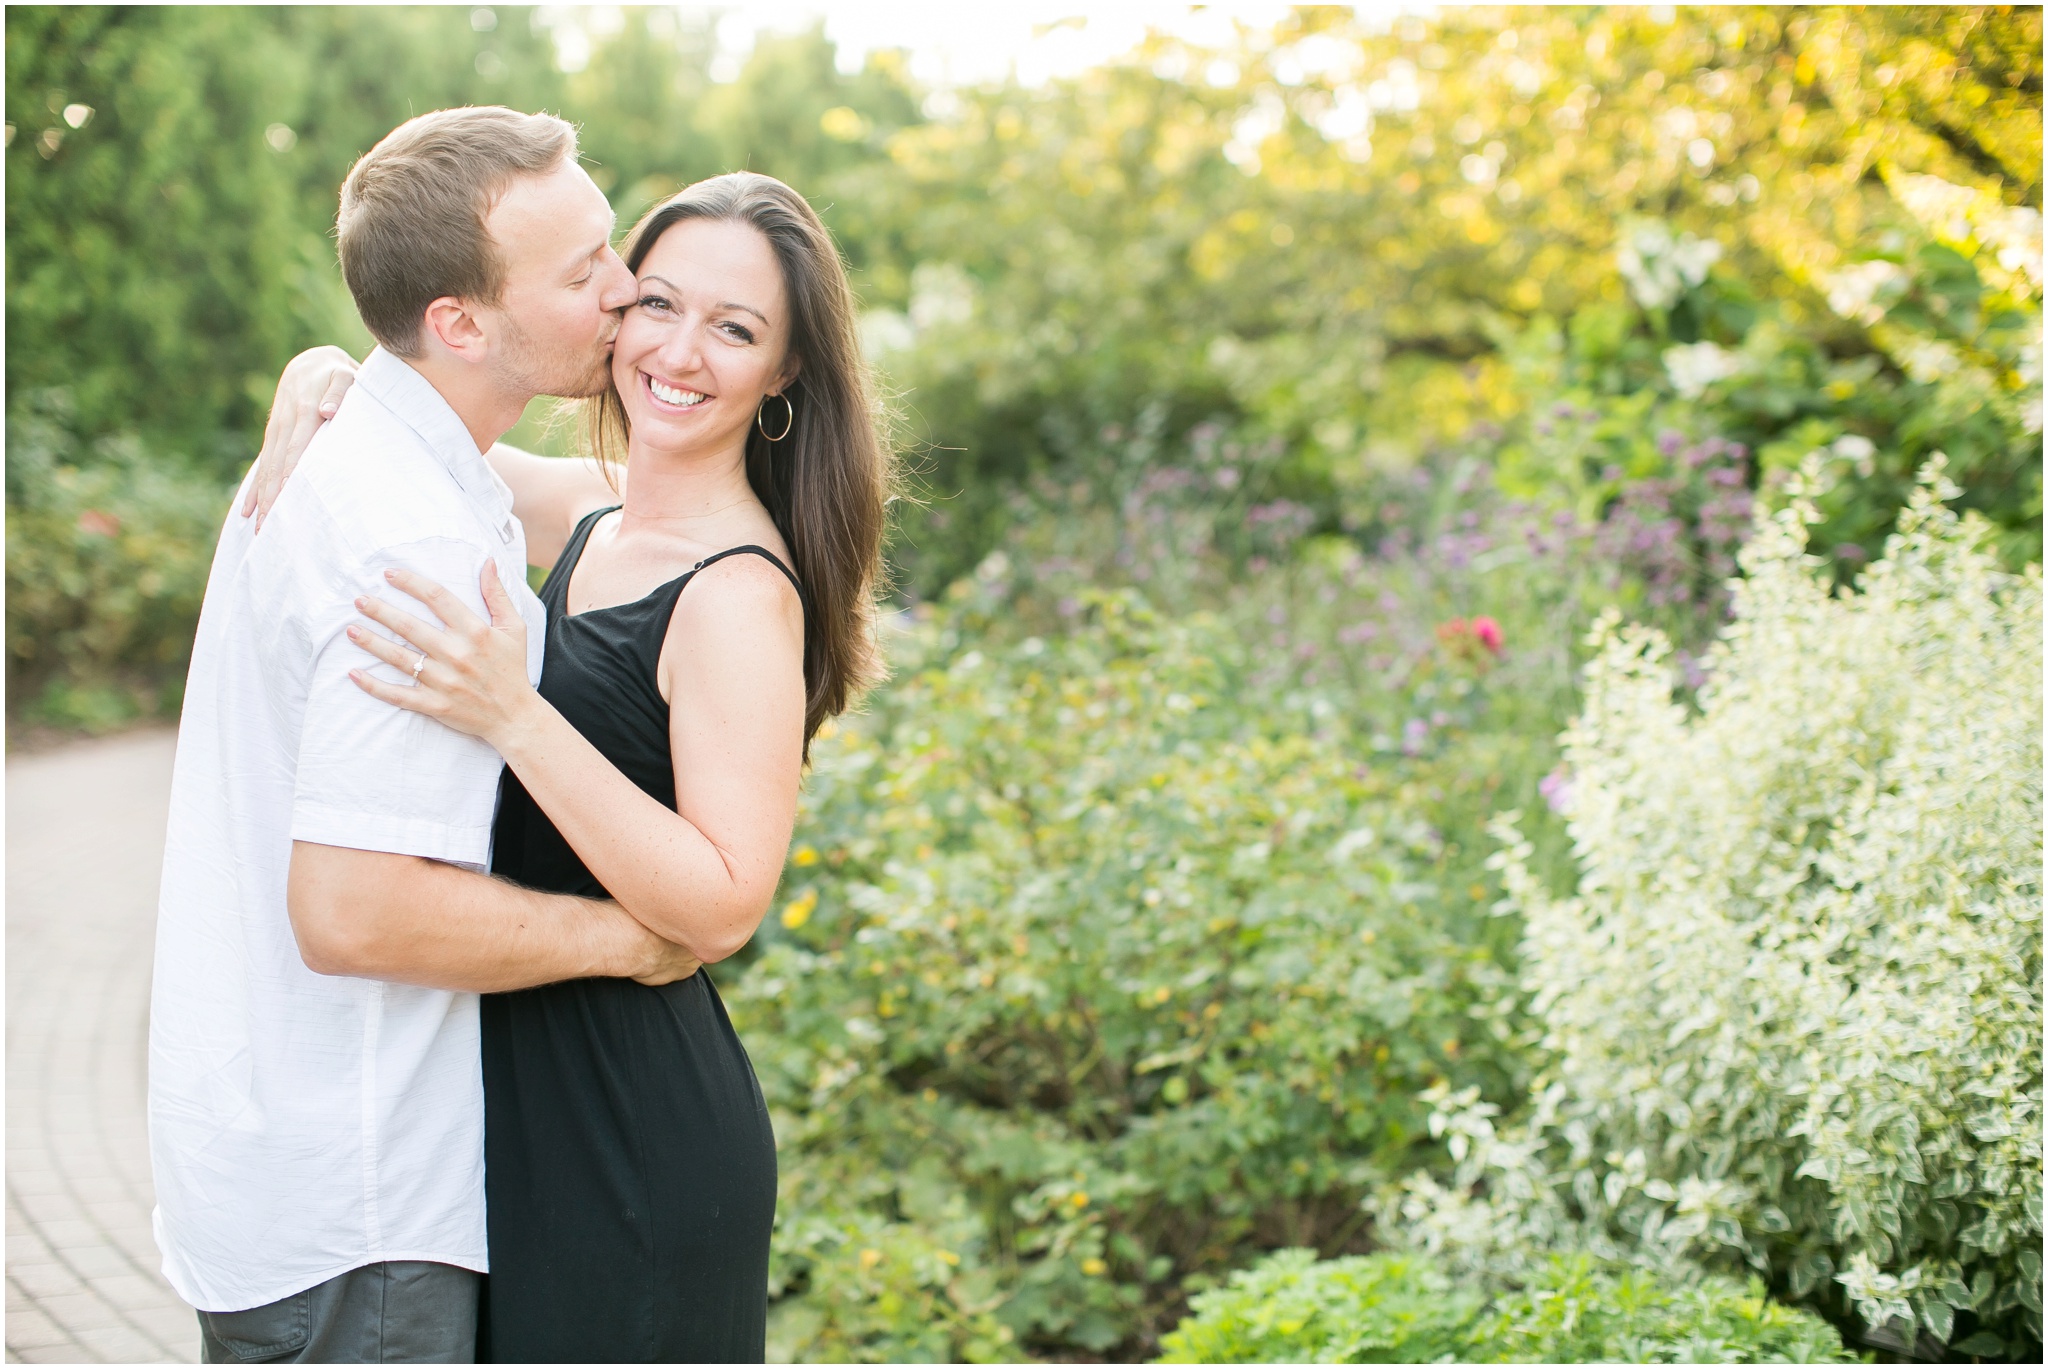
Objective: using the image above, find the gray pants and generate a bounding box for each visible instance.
[196,1261,479,1363]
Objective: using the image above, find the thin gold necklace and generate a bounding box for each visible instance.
[617,493,756,525]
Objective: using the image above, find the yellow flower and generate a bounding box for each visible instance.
[1082,1258,1107,1276]
[791,844,819,867]
[1069,1191,1089,1208]
[938,1250,961,1266]
[858,1247,883,1270]
[780,889,818,929]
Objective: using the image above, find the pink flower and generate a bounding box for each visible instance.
[76,509,121,538]
[1437,616,1504,670]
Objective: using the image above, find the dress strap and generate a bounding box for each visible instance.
[538,505,622,608]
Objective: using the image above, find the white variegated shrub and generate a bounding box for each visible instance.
[1388,463,2042,1358]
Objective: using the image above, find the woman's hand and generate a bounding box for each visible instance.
[347,561,542,750]
[244,345,359,529]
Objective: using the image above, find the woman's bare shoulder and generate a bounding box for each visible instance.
[657,547,805,708]
[675,547,803,625]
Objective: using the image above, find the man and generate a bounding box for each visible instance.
[149,107,685,1363]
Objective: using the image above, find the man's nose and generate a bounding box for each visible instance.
[596,248,636,313]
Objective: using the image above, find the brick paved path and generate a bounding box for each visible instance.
[7,727,197,1363]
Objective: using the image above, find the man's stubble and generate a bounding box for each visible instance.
[490,312,617,403]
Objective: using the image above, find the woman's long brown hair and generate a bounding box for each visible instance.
[586,172,893,757]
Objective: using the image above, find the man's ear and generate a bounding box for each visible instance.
[420,296,489,362]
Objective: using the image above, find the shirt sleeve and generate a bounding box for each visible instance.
[290,536,510,870]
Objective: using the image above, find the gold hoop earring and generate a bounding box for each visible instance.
[756,393,794,442]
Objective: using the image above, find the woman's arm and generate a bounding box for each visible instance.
[347,558,806,962]
[249,346,623,568]
[245,346,362,528]
[483,444,621,573]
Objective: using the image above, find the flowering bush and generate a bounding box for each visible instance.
[1388,463,2042,1359]
[5,393,234,728]
[1157,1246,1855,1364]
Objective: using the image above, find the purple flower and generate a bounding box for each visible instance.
[1676,650,1710,691]
[1657,430,1685,457]
[1539,766,1574,813]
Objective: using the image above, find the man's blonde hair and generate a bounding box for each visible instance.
[337,106,578,356]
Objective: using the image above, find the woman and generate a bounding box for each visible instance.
[261,173,889,1361]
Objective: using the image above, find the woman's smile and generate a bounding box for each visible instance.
[641,370,710,412]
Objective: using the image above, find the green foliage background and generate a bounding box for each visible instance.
[7,5,2041,721]
[6,5,2040,1362]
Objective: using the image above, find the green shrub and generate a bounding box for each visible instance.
[1391,463,2043,1358]
[1158,1246,1858,1363]
[1469,1255,1859,1365]
[735,589,1524,1360]
[5,393,233,728]
[1155,1248,1478,1363]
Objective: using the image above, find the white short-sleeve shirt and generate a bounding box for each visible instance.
[148,348,547,1312]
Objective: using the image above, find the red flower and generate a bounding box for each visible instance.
[1436,615,1504,666]
[76,509,121,538]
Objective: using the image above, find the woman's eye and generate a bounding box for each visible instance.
[637,295,673,313]
[721,322,756,343]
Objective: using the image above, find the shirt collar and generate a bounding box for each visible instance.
[353,347,515,537]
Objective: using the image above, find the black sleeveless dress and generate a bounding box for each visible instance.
[479,507,786,1363]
